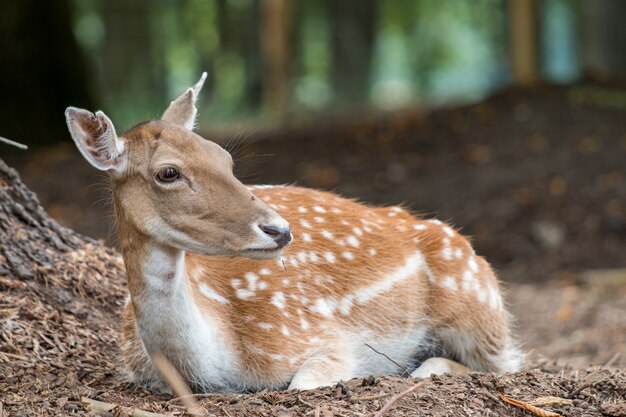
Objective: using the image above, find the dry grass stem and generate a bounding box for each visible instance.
[152,353,205,416]
[0,136,28,150]
[373,381,425,417]
[498,393,562,417]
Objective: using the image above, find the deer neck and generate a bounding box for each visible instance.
[115,214,239,388]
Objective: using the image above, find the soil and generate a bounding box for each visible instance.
[2,84,626,416]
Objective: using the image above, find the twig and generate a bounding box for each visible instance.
[498,393,562,417]
[373,381,424,417]
[152,353,205,416]
[604,351,621,368]
[81,397,171,417]
[364,344,411,377]
[351,392,392,401]
[567,372,621,399]
[0,136,28,150]
[297,394,315,408]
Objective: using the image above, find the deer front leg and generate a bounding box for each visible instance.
[410,357,471,378]
[288,352,353,390]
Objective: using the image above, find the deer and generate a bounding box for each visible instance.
[64,73,522,393]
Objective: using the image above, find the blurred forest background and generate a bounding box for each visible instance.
[2,0,626,285]
[2,0,616,138]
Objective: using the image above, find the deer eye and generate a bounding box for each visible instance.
[156,167,180,183]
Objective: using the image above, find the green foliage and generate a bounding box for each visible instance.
[67,0,576,127]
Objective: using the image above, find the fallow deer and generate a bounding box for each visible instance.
[65,73,522,393]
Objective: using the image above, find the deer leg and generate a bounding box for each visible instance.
[411,357,471,378]
[288,352,353,390]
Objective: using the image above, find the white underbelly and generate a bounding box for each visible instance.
[348,327,429,376]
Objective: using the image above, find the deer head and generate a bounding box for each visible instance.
[65,73,291,259]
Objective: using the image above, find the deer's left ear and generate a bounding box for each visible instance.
[65,107,127,173]
[161,72,207,131]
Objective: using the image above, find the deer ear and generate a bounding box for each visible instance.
[161,72,207,130]
[65,107,126,173]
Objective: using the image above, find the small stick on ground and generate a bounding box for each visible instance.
[81,397,171,417]
[498,393,562,417]
[364,343,411,377]
[152,353,205,416]
[351,392,392,402]
[297,394,315,408]
[604,351,621,368]
[0,136,28,150]
[373,381,425,417]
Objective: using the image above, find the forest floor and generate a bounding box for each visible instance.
[2,85,626,416]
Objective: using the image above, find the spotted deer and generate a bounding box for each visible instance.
[65,73,522,393]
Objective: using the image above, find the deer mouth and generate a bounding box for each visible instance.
[240,247,284,260]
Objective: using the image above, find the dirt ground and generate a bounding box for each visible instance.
[1,85,625,415]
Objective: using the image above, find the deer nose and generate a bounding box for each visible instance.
[259,224,292,248]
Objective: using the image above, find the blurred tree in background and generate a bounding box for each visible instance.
[2,0,626,145]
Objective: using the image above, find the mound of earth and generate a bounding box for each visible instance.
[1,158,624,416]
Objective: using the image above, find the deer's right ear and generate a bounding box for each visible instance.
[65,107,126,173]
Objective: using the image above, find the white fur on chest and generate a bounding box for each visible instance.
[135,247,239,390]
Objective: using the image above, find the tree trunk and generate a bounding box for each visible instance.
[0,0,94,147]
[0,158,125,302]
[508,0,539,85]
[0,158,127,415]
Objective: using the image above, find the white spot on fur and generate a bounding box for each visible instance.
[352,227,363,237]
[271,292,286,309]
[441,247,453,260]
[331,207,342,214]
[299,317,310,330]
[298,206,307,213]
[342,251,355,260]
[281,325,290,336]
[321,230,334,240]
[346,235,360,248]
[388,206,403,217]
[339,296,353,315]
[302,232,313,243]
[454,248,463,260]
[487,285,502,309]
[199,283,230,304]
[231,279,242,288]
[355,251,425,303]
[443,226,455,237]
[259,267,271,276]
[323,252,336,263]
[297,251,308,263]
[300,219,312,229]
[245,272,259,290]
[313,206,326,213]
[258,322,273,330]
[462,270,480,294]
[368,248,377,256]
[236,288,255,299]
[429,219,443,225]
[313,216,326,223]
[468,256,479,273]
[311,298,336,317]
[441,276,458,292]
[258,281,268,290]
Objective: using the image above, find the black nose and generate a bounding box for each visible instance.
[259,224,292,248]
